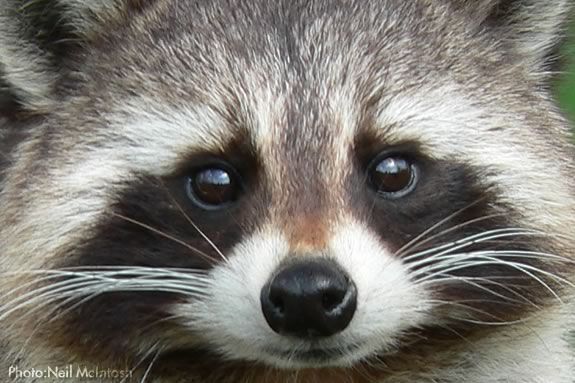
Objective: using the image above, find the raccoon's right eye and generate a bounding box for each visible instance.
[368,154,418,198]
[185,165,241,209]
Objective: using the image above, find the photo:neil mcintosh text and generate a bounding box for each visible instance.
[8,365,134,380]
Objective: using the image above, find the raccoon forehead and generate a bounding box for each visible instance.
[72,77,571,219]
[55,80,547,182]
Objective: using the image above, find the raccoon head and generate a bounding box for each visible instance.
[1,0,574,380]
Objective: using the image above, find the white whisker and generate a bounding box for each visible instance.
[140,347,161,383]
[0,269,211,324]
[402,228,541,263]
[165,191,229,262]
[120,343,161,383]
[396,211,501,258]
[423,274,533,306]
[415,257,567,303]
[110,213,215,263]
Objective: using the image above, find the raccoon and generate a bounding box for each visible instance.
[0,0,574,382]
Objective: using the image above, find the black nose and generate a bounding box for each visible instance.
[260,259,357,339]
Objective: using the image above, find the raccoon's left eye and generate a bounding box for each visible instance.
[185,165,241,209]
[368,154,418,198]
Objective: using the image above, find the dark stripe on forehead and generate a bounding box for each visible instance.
[271,82,341,249]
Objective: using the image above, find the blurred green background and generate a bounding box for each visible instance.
[556,23,575,126]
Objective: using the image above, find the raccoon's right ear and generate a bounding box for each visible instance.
[0,0,145,113]
[452,0,572,71]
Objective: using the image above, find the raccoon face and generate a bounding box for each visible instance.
[0,0,574,378]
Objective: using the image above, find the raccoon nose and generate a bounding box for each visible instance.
[260,259,357,339]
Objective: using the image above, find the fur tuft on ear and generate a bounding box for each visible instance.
[451,0,572,70]
[0,0,125,112]
[0,3,57,112]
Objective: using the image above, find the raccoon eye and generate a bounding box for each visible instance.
[185,165,241,209]
[368,155,418,198]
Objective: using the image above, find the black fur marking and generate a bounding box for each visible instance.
[0,74,18,115]
[350,131,564,323]
[52,135,270,360]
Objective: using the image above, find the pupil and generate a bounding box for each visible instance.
[374,157,412,193]
[193,168,234,205]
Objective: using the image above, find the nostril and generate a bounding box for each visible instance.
[270,293,285,315]
[321,289,345,312]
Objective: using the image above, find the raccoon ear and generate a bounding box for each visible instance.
[453,0,572,69]
[0,0,134,113]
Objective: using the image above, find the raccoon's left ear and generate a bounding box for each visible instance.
[452,0,572,69]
